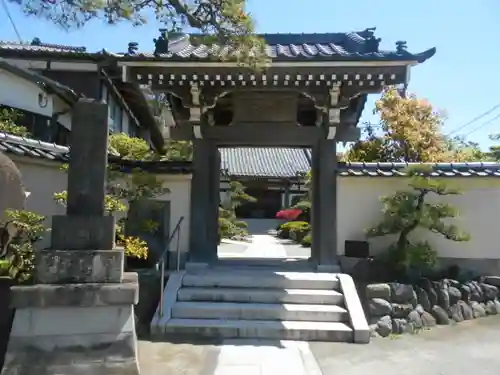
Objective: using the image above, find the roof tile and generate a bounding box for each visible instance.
[338,162,500,178]
[135,30,436,63]
[220,147,310,178]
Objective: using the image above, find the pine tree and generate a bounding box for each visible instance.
[367,165,470,273]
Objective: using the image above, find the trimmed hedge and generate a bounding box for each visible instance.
[277,221,310,242]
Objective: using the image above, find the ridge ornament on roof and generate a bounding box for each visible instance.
[119,27,436,64]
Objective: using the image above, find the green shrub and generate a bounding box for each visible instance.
[3,209,48,284]
[301,233,312,247]
[278,221,310,242]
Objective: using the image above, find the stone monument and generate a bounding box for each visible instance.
[2,99,141,375]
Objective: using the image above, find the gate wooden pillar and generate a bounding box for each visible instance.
[311,138,339,271]
[189,139,220,264]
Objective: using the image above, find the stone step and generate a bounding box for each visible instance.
[164,318,353,341]
[182,271,340,290]
[171,301,349,322]
[178,287,344,305]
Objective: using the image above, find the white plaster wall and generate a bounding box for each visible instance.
[0,70,55,116]
[13,157,67,249]
[337,177,500,260]
[0,69,73,130]
[11,157,192,254]
[155,175,192,258]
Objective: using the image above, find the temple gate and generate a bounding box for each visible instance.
[118,29,435,270]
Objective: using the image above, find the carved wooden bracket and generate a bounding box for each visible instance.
[189,83,203,139]
[326,84,341,140]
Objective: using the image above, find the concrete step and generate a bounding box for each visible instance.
[171,301,349,322]
[182,271,340,290]
[178,287,344,305]
[164,318,353,341]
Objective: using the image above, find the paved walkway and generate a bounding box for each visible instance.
[213,340,322,375]
[218,234,310,259]
[138,316,500,375]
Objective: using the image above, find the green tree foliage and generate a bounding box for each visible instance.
[0,108,30,137]
[2,209,48,283]
[12,0,266,67]
[367,165,470,274]
[486,134,500,161]
[161,140,193,161]
[345,88,485,162]
[219,180,255,239]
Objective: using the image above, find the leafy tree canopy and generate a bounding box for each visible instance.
[345,88,486,163]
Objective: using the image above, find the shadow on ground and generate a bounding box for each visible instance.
[311,315,500,375]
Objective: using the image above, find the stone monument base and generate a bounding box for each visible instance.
[35,249,124,284]
[2,273,140,375]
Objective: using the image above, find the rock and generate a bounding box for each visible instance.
[419,278,438,306]
[415,286,431,312]
[459,284,471,303]
[410,290,418,307]
[376,315,392,337]
[449,304,464,322]
[368,298,392,317]
[484,276,500,288]
[485,300,497,315]
[432,305,450,325]
[458,300,473,320]
[480,283,498,301]
[421,311,437,327]
[408,309,423,329]
[437,280,450,310]
[366,283,391,300]
[392,303,413,319]
[448,286,462,306]
[469,281,484,302]
[494,300,500,314]
[415,304,425,315]
[392,318,413,334]
[388,283,415,304]
[471,301,486,318]
[369,324,379,338]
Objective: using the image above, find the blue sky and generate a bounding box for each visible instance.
[1,0,499,149]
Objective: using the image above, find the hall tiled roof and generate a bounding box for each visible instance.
[220,147,310,178]
[0,39,99,59]
[124,30,436,63]
[338,162,500,177]
[0,132,69,161]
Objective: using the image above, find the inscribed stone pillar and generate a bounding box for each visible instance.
[2,99,140,375]
[189,139,219,263]
[311,139,339,271]
[36,99,121,284]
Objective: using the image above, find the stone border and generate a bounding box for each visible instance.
[150,271,186,336]
[10,272,139,309]
[364,276,500,338]
[337,274,370,344]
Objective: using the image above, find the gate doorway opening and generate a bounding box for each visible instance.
[217,147,311,263]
